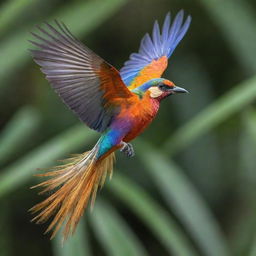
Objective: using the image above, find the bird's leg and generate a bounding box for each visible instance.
[120,141,135,157]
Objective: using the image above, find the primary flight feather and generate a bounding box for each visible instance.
[30,10,191,240]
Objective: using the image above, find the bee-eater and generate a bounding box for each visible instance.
[30,10,191,240]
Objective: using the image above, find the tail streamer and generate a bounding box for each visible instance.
[30,144,115,241]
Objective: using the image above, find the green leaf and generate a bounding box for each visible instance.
[230,109,256,255]
[249,234,256,256]
[243,109,256,142]
[200,0,256,73]
[90,199,148,256]
[53,0,127,35]
[0,203,11,256]
[0,106,40,165]
[240,109,256,185]
[136,139,231,256]
[0,0,39,36]
[164,75,256,155]
[0,125,97,198]
[52,218,91,256]
[109,173,200,256]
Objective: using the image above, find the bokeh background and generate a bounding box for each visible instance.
[0,0,256,255]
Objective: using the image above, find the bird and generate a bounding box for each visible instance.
[29,10,191,240]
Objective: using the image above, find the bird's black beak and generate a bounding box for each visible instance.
[171,86,189,94]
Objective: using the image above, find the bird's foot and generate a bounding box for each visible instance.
[120,142,135,157]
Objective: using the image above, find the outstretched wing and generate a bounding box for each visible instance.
[120,10,191,90]
[30,21,133,132]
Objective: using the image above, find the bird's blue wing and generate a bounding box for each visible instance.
[120,10,191,90]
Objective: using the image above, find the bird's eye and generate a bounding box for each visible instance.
[158,84,171,91]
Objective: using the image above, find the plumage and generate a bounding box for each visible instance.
[120,10,191,89]
[30,21,133,132]
[30,11,191,241]
[30,144,115,241]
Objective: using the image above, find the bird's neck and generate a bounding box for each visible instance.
[141,91,161,114]
[132,78,164,99]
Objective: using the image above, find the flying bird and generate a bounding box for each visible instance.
[30,10,191,240]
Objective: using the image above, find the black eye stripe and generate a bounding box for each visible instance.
[158,84,173,91]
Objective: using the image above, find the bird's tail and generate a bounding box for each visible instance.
[30,142,115,241]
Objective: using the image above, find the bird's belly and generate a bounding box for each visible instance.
[123,119,153,142]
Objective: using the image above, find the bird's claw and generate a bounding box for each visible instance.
[120,142,135,157]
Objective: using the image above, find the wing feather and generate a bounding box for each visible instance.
[120,11,191,89]
[30,21,133,132]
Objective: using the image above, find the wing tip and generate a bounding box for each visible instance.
[120,10,191,86]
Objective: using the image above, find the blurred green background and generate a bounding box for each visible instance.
[0,0,256,255]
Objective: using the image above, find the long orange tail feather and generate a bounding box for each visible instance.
[30,145,115,241]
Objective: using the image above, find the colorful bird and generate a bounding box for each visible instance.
[30,10,191,240]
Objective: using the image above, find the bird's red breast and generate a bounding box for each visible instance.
[115,92,160,142]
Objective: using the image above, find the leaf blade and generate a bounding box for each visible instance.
[109,173,200,256]
[136,139,231,256]
[91,200,148,256]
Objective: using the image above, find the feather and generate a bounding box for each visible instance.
[30,21,133,132]
[30,142,115,241]
[120,11,191,88]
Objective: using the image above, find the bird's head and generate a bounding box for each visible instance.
[132,78,188,101]
[146,78,188,101]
